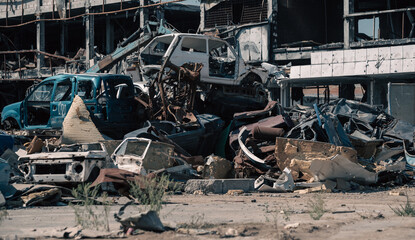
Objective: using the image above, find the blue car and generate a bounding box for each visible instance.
[1,73,141,138]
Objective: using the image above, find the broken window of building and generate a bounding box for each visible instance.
[204,0,268,28]
[208,39,236,78]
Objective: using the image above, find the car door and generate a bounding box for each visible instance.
[207,38,239,85]
[76,77,98,115]
[103,76,137,124]
[50,78,75,128]
[21,80,55,129]
[169,36,209,78]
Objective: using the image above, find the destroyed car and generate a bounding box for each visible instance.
[124,113,224,156]
[111,137,195,178]
[139,33,270,88]
[1,73,141,137]
[18,142,112,184]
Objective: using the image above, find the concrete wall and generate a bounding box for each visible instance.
[290,44,415,79]
[0,0,131,19]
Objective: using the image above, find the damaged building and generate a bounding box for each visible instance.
[199,0,415,124]
[0,0,199,112]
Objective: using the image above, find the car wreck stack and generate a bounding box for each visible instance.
[0,93,414,202]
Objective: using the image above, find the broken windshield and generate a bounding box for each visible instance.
[141,35,174,65]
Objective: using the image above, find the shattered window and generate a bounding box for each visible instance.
[27,82,54,102]
[181,37,207,53]
[125,141,148,156]
[114,139,150,158]
[153,42,170,54]
[141,35,173,65]
[208,39,236,78]
[53,79,72,101]
[77,80,94,100]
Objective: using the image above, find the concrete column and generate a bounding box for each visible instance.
[280,82,291,107]
[343,0,354,49]
[36,0,45,73]
[139,0,148,28]
[105,17,114,54]
[85,4,94,68]
[60,22,67,56]
[369,80,387,107]
[199,4,205,31]
[268,0,278,62]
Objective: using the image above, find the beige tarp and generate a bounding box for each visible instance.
[61,95,104,144]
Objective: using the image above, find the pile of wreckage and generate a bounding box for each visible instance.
[1,92,415,208]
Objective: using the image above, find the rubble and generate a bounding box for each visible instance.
[24,135,44,154]
[0,158,16,199]
[21,187,62,207]
[2,0,415,238]
[0,131,13,156]
[254,168,295,193]
[114,203,165,233]
[202,155,233,179]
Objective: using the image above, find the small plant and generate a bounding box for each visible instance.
[263,203,281,240]
[177,213,214,229]
[0,208,8,225]
[390,195,415,217]
[70,183,111,231]
[307,194,326,220]
[128,174,178,213]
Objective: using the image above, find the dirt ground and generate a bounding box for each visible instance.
[2,185,415,239]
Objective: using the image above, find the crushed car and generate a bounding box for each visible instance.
[111,137,195,179]
[18,142,112,184]
[139,33,273,119]
[124,113,224,156]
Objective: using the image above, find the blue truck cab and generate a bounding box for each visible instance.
[1,73,140,138]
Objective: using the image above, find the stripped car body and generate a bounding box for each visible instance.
[111,137,191,175]
[139,33,269,87]
[124,113,224,156]
[18,143,111,184]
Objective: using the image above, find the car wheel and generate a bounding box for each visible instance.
[3,118,19,130]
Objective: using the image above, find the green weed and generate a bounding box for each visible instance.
[307,194,326,220]
[70,183,111,231]
[390,195,415,217]
[128,174,179,213]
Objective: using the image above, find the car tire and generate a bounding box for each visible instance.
[3,118,19,130]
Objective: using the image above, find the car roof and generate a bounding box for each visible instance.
[42,73,131,82]
[155,33,226,41]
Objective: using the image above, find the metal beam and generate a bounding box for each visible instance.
[85,3,94,68]
[345,7,415,18]
[105,17,114,54]
[139,0,148,28]
[60,22,67,56]
[36,0,45,74]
